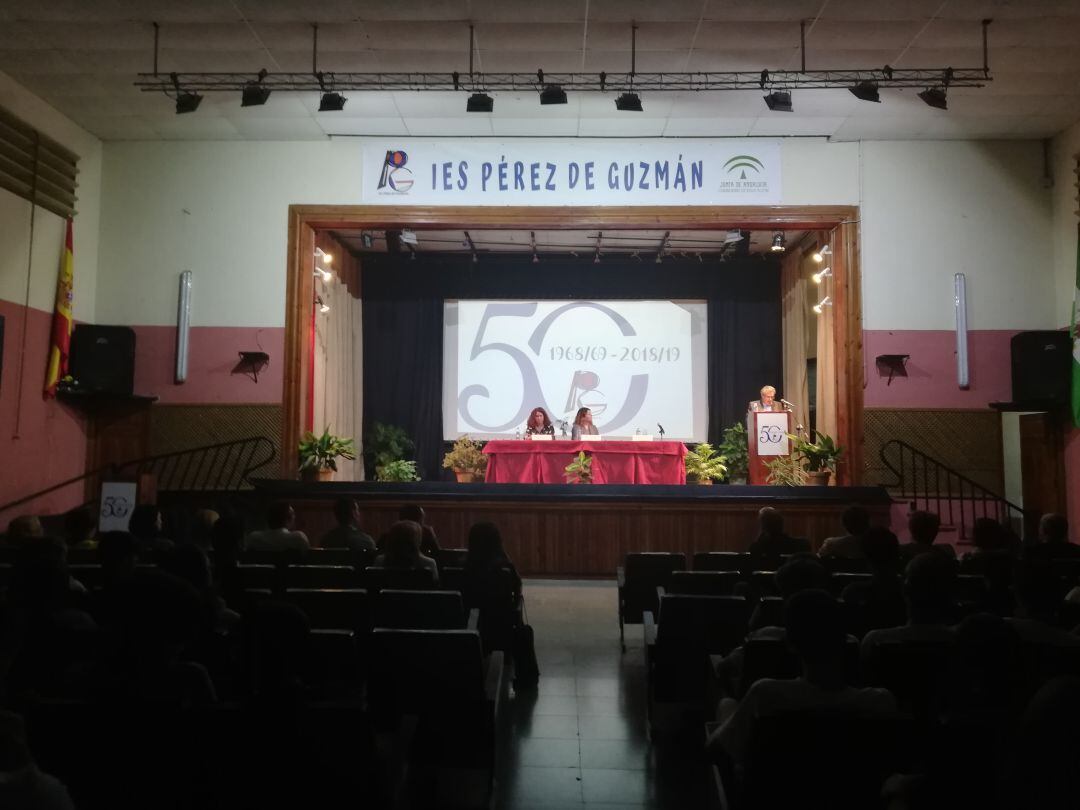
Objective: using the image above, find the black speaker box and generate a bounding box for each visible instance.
[70,325,136,395]
[1010,330,1071,405]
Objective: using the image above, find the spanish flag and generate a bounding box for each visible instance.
[44,218,74,398]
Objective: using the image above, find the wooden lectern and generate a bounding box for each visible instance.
[747,410,794,485]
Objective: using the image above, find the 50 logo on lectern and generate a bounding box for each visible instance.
[759,425,785,444]
[458,302,649,434]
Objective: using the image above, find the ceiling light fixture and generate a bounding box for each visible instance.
[171,72,202,114]
[849,81,880,103]
[615,92,642,112]
[812,295,832,315]
[770,232,786,252]
[918,86,948,110]
[812,245,832,263]
[538,69,568,105]
[318,89,347,112]
[615,24,643,112]
[467,92,494,112]
[812,266,832,284]
[241,68,271,107]
[763,90,792,112]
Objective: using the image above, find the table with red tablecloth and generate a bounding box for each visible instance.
[482,439,688,485]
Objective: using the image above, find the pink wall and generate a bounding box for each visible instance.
[0,298,88,526]
[863,329,1016,409]
[132,325,284,404]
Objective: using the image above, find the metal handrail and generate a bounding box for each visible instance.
[0,436,275,515]
[879,438,1026,540]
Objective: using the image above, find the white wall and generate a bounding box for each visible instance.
[0,72,102,322]
[860,140,1054,332]
[1051,120,1080,329]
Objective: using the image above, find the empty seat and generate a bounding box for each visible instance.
[693,552,748,572]
[285,588,371,633]
[668,570,742,596]
[363,565,438,592]
[375,589,469,630]
[286,564,359,590]
[748,571,779,596]
[618,552,687,651]
[307,628,362,698]
[235,564,277,591]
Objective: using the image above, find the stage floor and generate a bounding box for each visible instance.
[254,480,893,577]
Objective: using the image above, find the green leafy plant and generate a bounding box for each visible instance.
[442,435,488,476]
[298,427,357,472]
[764,454,808,486]
[375,459,420,482]
[789,432,843,472]
[564,451,593,484]
[366,422,414,477]
[684,442,728,484]
[716,422,749,482]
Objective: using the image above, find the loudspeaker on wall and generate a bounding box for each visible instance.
[1010,330,1071,405]
[70,325,136,395]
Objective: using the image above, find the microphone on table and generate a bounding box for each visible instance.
[657,423,666,438]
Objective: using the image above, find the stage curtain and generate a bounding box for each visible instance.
[361,254,781,478]
[781,248,811,432]
[313,240,364,481]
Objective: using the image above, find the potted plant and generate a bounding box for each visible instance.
[298,427,357,482]
[684,442,728,485]
[764,454,807,486]
[375,459,420,482]
[564,451,593,484]
[365,422,414,480]
[442,435,487,482]
[789,432,843,486]
[716,422,750,484]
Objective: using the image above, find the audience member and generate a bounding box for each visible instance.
[398,504,440,557]
[0,710,76,810]
[747,507,810,557]
[128,504,174,560]
[246,601,311,705]
[320,498,376,552]
[1025,513,1080,563]
[1007,563,1080,647]
[841,527,906,636]
[463,521,522,602]
[707,589,896,767]
[373,521,438,584]
[1005,676,1080,808]
[245,502,310,554]
[189,508,219,552]
[159,543,241,635]
[898,510,956,564]
[4,515,43,547]
[817,505,871,560]
[861,552,959,659]
[61,506,97,550]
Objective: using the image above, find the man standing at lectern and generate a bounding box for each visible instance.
[748,385,784,412]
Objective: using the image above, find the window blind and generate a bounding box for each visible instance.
[0,104,79,219]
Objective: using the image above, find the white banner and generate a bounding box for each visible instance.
[755,412,791,457]
[361,139,781,206]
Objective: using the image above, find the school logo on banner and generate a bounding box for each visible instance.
[377,149,413,194]
[719,153,771,194]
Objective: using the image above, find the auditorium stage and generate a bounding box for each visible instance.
[253,480,893,577]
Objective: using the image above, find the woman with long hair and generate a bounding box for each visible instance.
[524,406,554,436]
[571,407,599,440]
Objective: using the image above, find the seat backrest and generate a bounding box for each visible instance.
[668,570,742,596]
[68,564,103,590]
[624,552,687,582]
[740,637,801,694]
[364,565,437,592]
[752,596,786,628]
[692,551,747,572]
[306,547,373,569]
[284,588,371,632]
[241,549,306,566]
[286,564,359,590]
[830,572,872,597]
[437,548,469,568]
[656,593,750,655]
[375,589,466,630]
[236,563,277,591]
[821,556,871,574]
[863,640,956,717]
[440,566,465,592]
[369,628,487,712]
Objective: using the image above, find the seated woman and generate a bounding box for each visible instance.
[570,406,599,440]
[373,521,439,585]
[524,406,555,436]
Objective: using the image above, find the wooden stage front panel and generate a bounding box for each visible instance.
[255,481,893,577]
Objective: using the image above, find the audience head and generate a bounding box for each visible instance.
[62,506,97,547]
[951,612,1022,711]
[774,555,830,600]
[211,514,244,560]
[114,569,205,656]
[1008,676,1080,807]
[1039,513,1068,545]
[266,501,295,531]
[758,507,784,537]
[190,508,219,549]
[784,589,848,682]
[903,551,958,623]
[860,526,900,574]
[9,537,69,611]
[1014,562,1066,622]
[972,518,1004,551]
[384,520,423,567]
[841,505,871,537]
[98,530,138,583]
[467,521,506,569]
[333,497,360,528]
[0,710,33,776]
[907,510,941,546]
[398,504,425,524]
[160,543,212,592]
[128,504,163,541]
[5,515,43,545]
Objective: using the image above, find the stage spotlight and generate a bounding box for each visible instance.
[314,247,332,264]
[314,266,332,282]
[175,92,202,114]
[399,229,418,246]
[812,295,832,315]
[763,90,792,112]
[918,87,948,110]
[812,245,832,263]
[770,232,786,252]
[242,69,271,107]
[319,91,347,111]
[467,92,493,112]
[316,296,330,314]
[540,85,568,105]
[812,267,832,284]
[615,92,642,112]
[360,233,373,249]
[849,81,880,103]
[723,230,744,244]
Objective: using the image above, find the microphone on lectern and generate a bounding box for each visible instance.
[657,423,666,438]
[780,398,797,411]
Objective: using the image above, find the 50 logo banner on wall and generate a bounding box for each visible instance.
[362,139,781,206]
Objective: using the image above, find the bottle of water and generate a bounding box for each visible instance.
[635,427,642,436]
[515,427,522,441]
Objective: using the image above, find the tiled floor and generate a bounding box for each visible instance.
[494,579,710,810]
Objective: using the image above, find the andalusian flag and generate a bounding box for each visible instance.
[44,218,74,398]
[1074,223,1080,427]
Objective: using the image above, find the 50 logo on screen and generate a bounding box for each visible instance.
[458,302,649,434]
